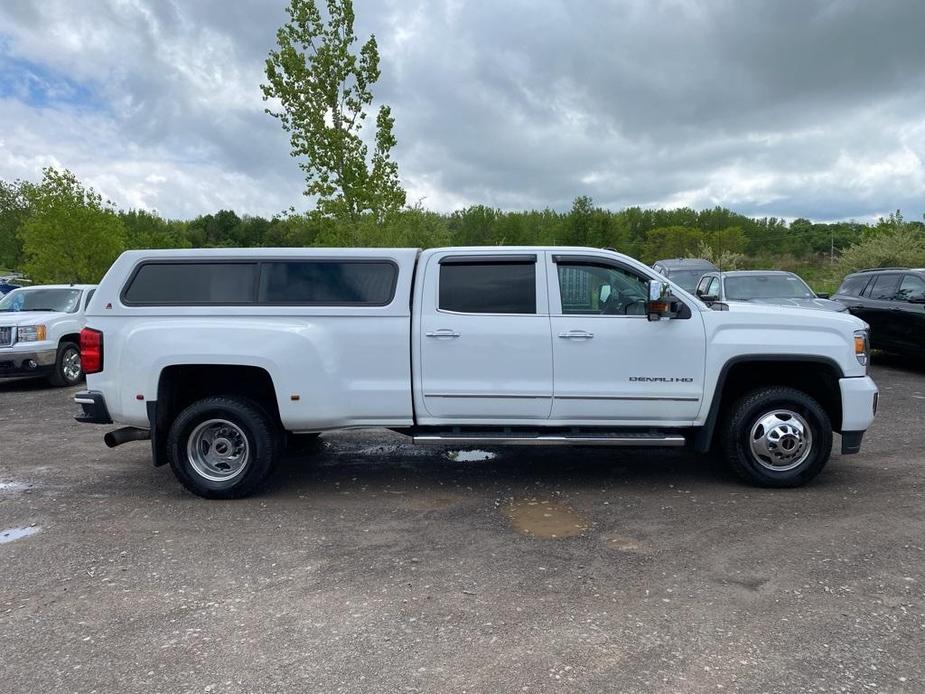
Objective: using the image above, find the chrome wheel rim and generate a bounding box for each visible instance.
[186,419,250,482]
[749,409,813,472]
[62,348,82,381]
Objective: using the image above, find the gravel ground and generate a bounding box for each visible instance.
[1,358,923,694]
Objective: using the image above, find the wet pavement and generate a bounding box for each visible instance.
[1,356,924,693]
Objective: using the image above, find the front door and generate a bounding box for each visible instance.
[417,252,553,420]
[894,273,925,354]
[548,255,706,423]
[862,273,902,350]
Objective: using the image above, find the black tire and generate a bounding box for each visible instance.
[722,386,832,488]
[167,396,280,499]
[47,341,82,387]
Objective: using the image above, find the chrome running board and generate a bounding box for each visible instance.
[412,433,685,447]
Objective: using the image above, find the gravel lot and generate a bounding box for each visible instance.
[1,359,923,694]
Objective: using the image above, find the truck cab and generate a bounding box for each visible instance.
[74,247,878,498]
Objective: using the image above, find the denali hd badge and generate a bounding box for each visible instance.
[629,376,695,383]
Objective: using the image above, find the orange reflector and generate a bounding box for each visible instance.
[854,335,865,353]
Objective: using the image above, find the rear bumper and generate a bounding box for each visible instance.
[74,390,113,424]
[839,376,878,454]
[0,348,56,377]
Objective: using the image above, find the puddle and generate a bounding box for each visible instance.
[0,526,41,544]
[503,499,588,539]
[447,449,496,462]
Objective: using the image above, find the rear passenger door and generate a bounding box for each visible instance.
[416,252,553,421]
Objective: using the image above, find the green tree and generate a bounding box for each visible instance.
[0,179,31,269]
[263,0,405,222]
[121,209,190,249]
[838,227,925,273]
[18,168,126,283]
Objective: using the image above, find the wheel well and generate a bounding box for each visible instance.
[156,364,281,423]
[695,359,843,452]
[60,332,80,346]
[153,366,283,466]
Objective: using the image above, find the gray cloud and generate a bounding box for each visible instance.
[0,0,923,220]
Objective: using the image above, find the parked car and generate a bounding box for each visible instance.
[0,284,97,386]
[652,258,719,293]
[695,270,848,312]
[73,247,877,498]
[832,267,925,357]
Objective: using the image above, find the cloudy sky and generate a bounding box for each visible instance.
[0,0,923,221]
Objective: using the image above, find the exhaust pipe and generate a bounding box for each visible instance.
[104,427,151,448]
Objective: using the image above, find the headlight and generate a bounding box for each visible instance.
[16,324,46,342]
[854,329,869,368]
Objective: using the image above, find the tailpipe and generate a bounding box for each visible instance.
[104,427,151,448]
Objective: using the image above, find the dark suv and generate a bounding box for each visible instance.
[832,268,925,357]
[652,258,718,293]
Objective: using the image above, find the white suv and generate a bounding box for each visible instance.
[0,284,97,387]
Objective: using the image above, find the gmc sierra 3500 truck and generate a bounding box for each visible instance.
[74,247,878,499]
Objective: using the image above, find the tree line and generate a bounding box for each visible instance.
[2,167,924,293]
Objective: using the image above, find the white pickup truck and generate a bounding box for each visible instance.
[74,247,878,498]
[0,284,97,386]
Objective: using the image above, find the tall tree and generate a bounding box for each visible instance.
[18,168,125,283]
[0,179,31,269]
[262,0,405,222]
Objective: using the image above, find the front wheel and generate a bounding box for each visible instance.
[47,342,83,387]
[167,396,280,499]
[723,386,832,487]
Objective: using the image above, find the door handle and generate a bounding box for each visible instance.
[558,330,594,339]
[425,329,460,338]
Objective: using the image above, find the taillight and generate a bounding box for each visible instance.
[80,328,103,374]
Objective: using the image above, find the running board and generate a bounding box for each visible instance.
[412,433,686,447]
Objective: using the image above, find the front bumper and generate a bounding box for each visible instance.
[74,390,113,424]
[839,376,878,454]
[0,347,56,378]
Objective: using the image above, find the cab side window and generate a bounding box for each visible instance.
[898,274,925,301]
[438,259,536,314]
[836,275,870,297]
[868,274,901,300]
[557,262,648,316]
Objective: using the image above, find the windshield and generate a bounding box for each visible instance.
[667,269,709,292]
[724,274,815,300]
[0,288,82,313]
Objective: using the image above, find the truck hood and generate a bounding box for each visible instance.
[729,297,848,312]
[715,301,867,330]
[0,311,70,325]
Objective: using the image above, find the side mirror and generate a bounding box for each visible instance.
[647,279,671,321]
[699,294,718,304]
[816,292,830,299]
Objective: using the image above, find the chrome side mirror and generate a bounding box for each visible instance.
[647,279,671,321]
